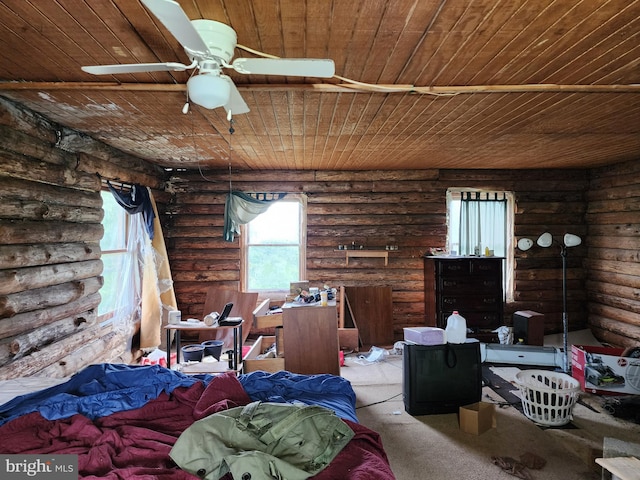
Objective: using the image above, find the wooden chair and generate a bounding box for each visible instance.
[198,287,258,349]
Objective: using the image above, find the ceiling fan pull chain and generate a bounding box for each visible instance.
[228,118,235,193]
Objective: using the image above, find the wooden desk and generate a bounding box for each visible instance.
[164,320,243,373]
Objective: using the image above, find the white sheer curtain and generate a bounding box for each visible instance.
[458,191,507,257]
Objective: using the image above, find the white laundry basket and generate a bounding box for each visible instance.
[514,369,580,427]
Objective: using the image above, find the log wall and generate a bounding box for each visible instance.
[586,159,640,348]
[0,97,166,380]
[165,168,591,343]
[1,93,636,381]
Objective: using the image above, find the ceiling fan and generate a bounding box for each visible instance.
[81,0,335,116]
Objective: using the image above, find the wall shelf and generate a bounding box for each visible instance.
[345,250,389,266]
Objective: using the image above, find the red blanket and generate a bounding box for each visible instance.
[0,373,394,479]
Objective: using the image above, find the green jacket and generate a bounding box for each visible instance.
[170,401,354,480]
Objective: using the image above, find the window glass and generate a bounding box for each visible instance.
[243,196,306,292]
[98,191,129,317]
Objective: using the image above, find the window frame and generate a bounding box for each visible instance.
[446,188,515,302]
[240,194,307,297]
[98,189,132,323]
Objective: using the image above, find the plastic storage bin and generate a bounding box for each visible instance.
[514,369,580,426]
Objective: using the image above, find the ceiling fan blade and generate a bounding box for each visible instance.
[224,80,250,115]
[141,0,209,54]
[82,62,191,75]
[231,58,335,78]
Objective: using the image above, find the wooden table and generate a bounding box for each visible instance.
[164,320,243,373]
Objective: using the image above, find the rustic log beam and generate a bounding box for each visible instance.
[0,220,103,245]
[0,324,107,379]
[0,200,104,223]
[36,329,129,378]
[0,97,58,144]
[0,148,100,192]
[0,277,103,318]
[0,242,100,270]
[0,259,103,295]
[0,176,101,209]
[0,308,94,365]
[0,293,100,339]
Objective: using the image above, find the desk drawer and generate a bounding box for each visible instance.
[243,336,285,373]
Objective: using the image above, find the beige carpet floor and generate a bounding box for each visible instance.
[340,352,640,480]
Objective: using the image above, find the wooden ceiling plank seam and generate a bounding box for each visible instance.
[500,0,630,85]
[455,1,543,86]
[110,0,190,83]
[324,89,367,168]
[319,94,342,171]
[58,0,175,84]
[536,2,640,84]
[324,0,365,82]
[331,94,389,169]
[329,93,385,169]
[482,0,584,83]
[344,0,391,84]
[417,0,496,85]
[452,92,558,137]
[0,1,87,81]
[253,90,283,169]
[342,94,433,169]
[280,0,306,59]
[362,0,425,84]
[391,0,447,83]
[0,40,42,80]
[436,0,527,86]
[477,92,639,138]
[492,0,599,83]
[303,0,333,60]
[329,94,375,169]
[466,0,562,85]
[223,0,270,85]
[566,30,640,86]
[334,0,385,88]
[189,0,229,24]
[376,99,484,165]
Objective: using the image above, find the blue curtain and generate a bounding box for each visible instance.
[107,181,155,240]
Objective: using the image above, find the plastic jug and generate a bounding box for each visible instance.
[445,311,467,344]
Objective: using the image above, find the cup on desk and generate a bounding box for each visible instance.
[320,291,328,306]
[168,310,181,324]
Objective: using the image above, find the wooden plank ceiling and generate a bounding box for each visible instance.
[0,0,638,171]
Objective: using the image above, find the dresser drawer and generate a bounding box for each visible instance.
[438,311,502,330]
[440,277,501,293]
[440,294,502,311]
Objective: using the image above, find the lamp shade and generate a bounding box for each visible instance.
[536,232,553,248]
[564,233,582,248]
[517,238,534,251]
[187,73,230,109]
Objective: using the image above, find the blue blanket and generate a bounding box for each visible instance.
[0,364,358,426]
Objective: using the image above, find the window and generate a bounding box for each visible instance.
[242,195,306,294]
[446,189,515,301]
[98,190,142,322]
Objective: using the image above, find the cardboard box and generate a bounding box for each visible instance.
[459,402,495,435]
[571,344,640,395]
[243,336,285,373]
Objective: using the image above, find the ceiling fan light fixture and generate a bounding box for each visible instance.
[187,73,230,109]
